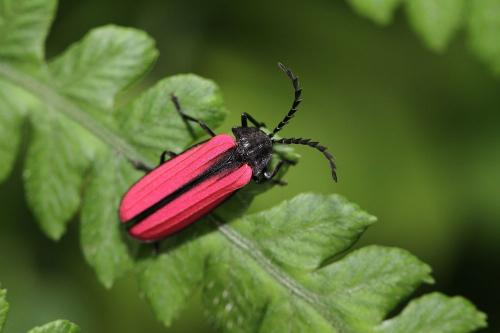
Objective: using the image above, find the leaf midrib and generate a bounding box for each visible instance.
[0,61,346,333]
[0,62,149,165]
[211,215,347,332]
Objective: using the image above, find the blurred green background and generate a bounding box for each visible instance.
[1,0,499,332]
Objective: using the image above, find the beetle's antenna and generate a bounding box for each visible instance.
[274,137,337,182]
[269,62,303,138]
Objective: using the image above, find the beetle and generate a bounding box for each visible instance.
[119,63,337,243]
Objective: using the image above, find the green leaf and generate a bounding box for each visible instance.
[233,194,376,271]
[406,0,465,52]
[198,194,485,332]
[49,25,158,109]
[27,320,80,333]
[467,0,500,75]
[345,0,500,76]
[0,284,79,333]
[346,0,465,51]
[376,293,487,333]
[116,74,227,161]
[0,5,161,241]
[202,242,273,333]
[203,242,342,333]
[138,226,216,326]
[0,0,56,63]
[346,0,403,25]
[0,79,35,182]
[0,287,8,331]
[80,150,140,288]
[303,246,433,327]
[23,111,94,240]
[258,297,334,333]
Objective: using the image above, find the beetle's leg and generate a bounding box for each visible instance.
[241,112,266,128]
[264,160,285,180]
[159,150,178,165]
[130,160,154,173]
[171,94,216,137]
[152,242,160,255]
[254,160,288,186]
[254,175,287,186]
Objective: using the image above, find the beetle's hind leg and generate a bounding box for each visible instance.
[170,94,216,138]
[152,242,161,256]
[241,112,266,128]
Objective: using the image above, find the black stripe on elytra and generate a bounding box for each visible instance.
[125,148,244,229]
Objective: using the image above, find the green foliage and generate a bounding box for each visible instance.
[233,194,377,271]
[0,0,56,64]
[138,225,214,327]
[376,293,487,333]
[49,25,157,110]
[405,0,465,52]
[0,284,79,333]
[24,110,93,239]
[347,0,403,25]
[80,152,140,288]
[468,0,500,74]
[0,0,488,332]
[117,75,227,161]
[0,287,7,332]
[0,80,33,182]
[138,195,487,333]
[346,0,500,74]
[27,321,80,333]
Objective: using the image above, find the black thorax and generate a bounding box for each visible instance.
[232,126,273,177]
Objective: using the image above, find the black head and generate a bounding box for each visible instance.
[232,127,273,176]
[248,63,337,182]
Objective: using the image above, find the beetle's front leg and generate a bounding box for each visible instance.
[264,160,285,180]
[254,160,287,186]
